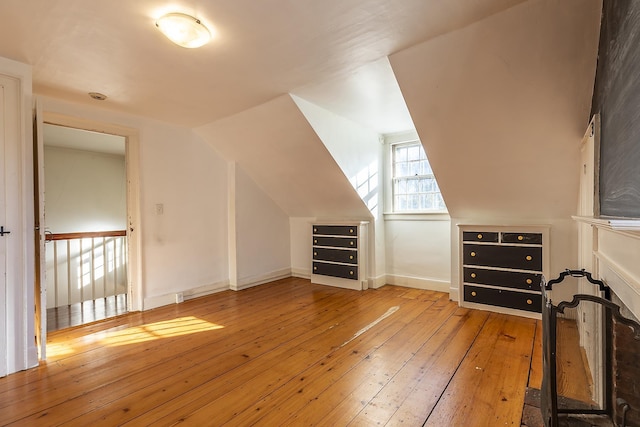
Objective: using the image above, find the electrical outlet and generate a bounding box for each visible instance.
[155,203,164,215]
[175,292,184,304]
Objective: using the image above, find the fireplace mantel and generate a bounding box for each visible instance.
[573,215,640,321]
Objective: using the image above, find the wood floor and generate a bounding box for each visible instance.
[47,293,128,332]
[1,277,544,426]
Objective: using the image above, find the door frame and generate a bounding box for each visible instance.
[39,111,142,314]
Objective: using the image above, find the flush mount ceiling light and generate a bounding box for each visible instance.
[155,13,211,48]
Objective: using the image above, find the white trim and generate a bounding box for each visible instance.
[291,268,310,279]
[385,274,450,293]
[235,268,292,291]
[143,280,230,310]
[40,112,143,313]
[383,212,449,221]
[369,274,387,289]
[573,215,640,235]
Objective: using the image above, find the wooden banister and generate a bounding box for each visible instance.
[46,230,126,241]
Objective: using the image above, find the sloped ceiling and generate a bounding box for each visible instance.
[390,0,602,219]
[194,94,371,219]
[0,0,524,130]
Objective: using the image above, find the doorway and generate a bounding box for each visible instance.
[43,124,129,331]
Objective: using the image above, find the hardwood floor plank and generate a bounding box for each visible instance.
[4,283,362,425]
[0,278,542,427]
[130,289,430,426]
[528,319,543,390]
[423,313,537,426]
[351,307,489,426]
[224,293,453,427]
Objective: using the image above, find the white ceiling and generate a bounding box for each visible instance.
[43,123,126,156]
[0,0,525,132]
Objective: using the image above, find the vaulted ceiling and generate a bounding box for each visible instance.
[1,0,525,131]
[1,0,602,221]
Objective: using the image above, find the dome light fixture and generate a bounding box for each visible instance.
[155,13,212,48]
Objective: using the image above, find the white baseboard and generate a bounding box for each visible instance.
[369,275,387,289]
[291,268,310,279]
[385,274,450,293]
[233,268,292,291]
[449,285,460,302]
[144,279,230,310]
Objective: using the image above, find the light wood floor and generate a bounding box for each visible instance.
[1,277,544,426]
[47,293,128,332]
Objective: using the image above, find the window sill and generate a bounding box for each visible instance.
[383,212,450,221]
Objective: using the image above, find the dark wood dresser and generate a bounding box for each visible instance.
[459,225,549,317]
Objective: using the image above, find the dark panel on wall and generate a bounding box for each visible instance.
[591,0,640,218]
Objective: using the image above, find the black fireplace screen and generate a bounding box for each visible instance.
[541,269,640,427]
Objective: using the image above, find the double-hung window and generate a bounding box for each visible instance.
[392,141,446,212]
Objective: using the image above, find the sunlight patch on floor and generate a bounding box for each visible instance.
[100,316,224,346]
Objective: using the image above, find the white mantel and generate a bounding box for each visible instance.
[574,216,640,320]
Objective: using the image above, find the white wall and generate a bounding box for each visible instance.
[40,97,230,310]
[384,217,451,292]
[390,0,601,298]
[44,146,126,233]
[290,217,314,278]
[233,165,291,288]
[292,95,382,284]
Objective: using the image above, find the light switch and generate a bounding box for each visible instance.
[155,203,164,215]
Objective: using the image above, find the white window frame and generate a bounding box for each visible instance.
[383,133,448,218]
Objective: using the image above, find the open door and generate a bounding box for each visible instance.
[33,98,46,360]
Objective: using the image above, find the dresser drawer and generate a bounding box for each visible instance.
[464,285,541,313]
[463,244,542,271]
[501,232,542,245]
[313,247,357,264]
[462,231,499,243]
[312,225,358,237]
[312,236,357,249]
[464,268,542,291]
[313,262,358,280]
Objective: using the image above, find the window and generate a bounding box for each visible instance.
[392,141,446,212]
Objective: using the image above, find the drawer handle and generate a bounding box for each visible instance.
[470,251,476,257]
[477,233,483,239]
[526,255,532,261]
[471,291,477,297]
[470,273,477,278]
[314,266,317,270]
[526,299,533,305]
[314,228,317,233]
[350,271,354,275]
[526,278,532,285]
[314,239,317,244]
[350,241,354,246]
[313,252,317,256]
[349,255,354,260]
[518,235,524,241]
[350,229,354,233]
